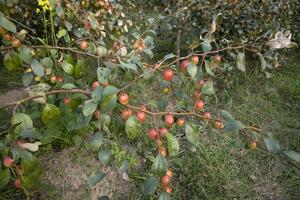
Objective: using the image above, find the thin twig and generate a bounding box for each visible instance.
[0,89,91,109]
[6,16,35,33]
[240,130,300,170]
[120,45,258,92]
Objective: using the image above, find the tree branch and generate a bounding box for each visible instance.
[240,130,300,171]
[0,89,91,110]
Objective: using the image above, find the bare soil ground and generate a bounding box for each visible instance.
[40,148,136,200]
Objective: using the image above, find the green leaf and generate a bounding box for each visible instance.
[201,80,215,95]
[0,169,10,189]
[96,46,107,58]
[4,52,22,71]
[100,94,117,113]
[56,29,67,39]
[40,57,54,68]
[236,52,246,72]
[263,133,280,153]
[61,61,74,75]
[72,135,82,147]
[0,143,5,151]
[205,60,215,76]
[220,110,244,131]
[89,132,103,151]
[64,21,72,31]
[83,101,97,116]
[283,150,300,162]
[185,123,200,146]
[9,122,22,136]
[103,85,119,97]
[220,110,235,121]
[22,73,33,86]
[99,114,111,127]
[22,153,41,176]
[42,104,61,125]
[11,113,33,133]
[61,83,77,89]
[201,40,212,52]
[91,87,103,102]
[152,154,168,176]
[125,116,140,140]
[19,46,32,64]
[187,63,197,80]
[165,133,179,156]
[119,60,137,71]
[87,170,106,187]
[74,59,84,78]
[97,67,111,84]
[142,176,159,196]
[159,192,171,200]
[98,149,113,165]
[31,59,45,77]
[0,12,16,32]
[257,52,266,71]
[21,153,42,188]
[163,53,176,61]
[55,5,64,18]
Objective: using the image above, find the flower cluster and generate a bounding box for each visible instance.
[36,0,51,13]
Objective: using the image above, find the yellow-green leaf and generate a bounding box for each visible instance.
[42,104,61,125]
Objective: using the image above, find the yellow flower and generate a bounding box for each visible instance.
[37,0,51,12]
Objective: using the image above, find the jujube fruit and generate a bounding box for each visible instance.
[159,146,168,157]
[176,118,185,127]
[80,40,88,50]
[12,38,21,48]
[166,169,173,178]
[161,175,170,186]
[92,81,101,90]
[180,60,189,72]
[248,140,257,150]
[191,55,199,65]
[136,111,146,123]
[159,128,168,137]
[118,93,129,105]
[14,179,21,189]
[165,114,174,127]
[148,128,158,140]
[214,120,224,129]
[3,33,12,41]
[63,97,71,105]
[195,100,205,110]
[213,55,222,64]
[163,69,174,81]
[164,186,172,193]
[3,156,14,168]
[203,112,211,121]
[121,108,132,120]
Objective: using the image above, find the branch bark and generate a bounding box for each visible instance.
[0,89,91,110]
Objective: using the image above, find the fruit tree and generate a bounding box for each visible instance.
[0,0,299,199]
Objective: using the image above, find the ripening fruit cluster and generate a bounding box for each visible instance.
[2,155,22,189]
[161,169,173,194]
[114,81,227,193]
[0,27,23,48]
